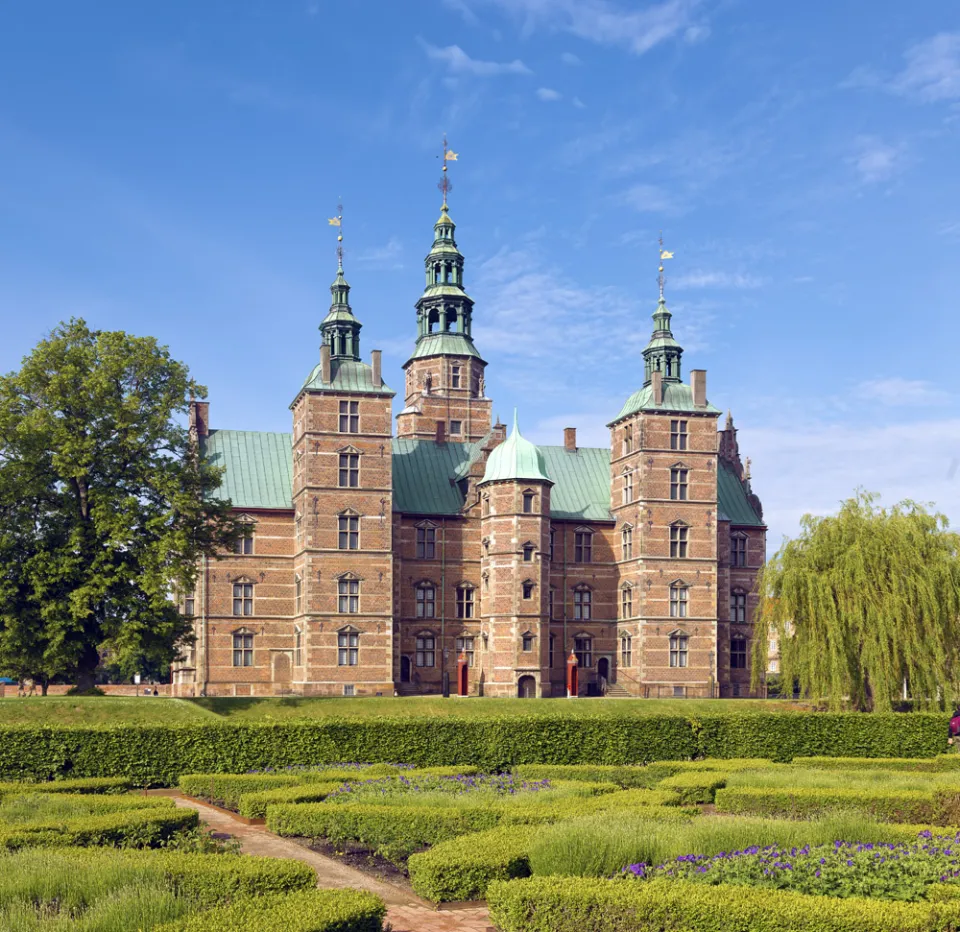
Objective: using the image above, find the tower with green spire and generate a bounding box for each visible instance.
[397,140,491,443]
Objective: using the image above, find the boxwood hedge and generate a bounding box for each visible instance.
[238,781,344,820]
[656,770,729,804]
[0,713,945,784]
[0,776,132,797]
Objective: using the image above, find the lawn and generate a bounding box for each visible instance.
[0,695,811,726]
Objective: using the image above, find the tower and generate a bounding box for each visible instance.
[608,239,721,697]
[289,208,396,695]
[397,140,492,443]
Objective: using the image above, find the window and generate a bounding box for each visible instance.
[233,529,254,554]
[456,586,474,619]
[482,495,490,516]
[621,586,632,619]
[670,584,688,618]
[416,526,436,560]
[232,630,254,667]
[295,513,303,547]
[450,420,462,436]
[295,574,303,614]
[522,491,535,514]
[670,420,688,451]
[669,634,688,668]
[730,591,747,623]
[548,588,556,620]
[521,632,535,652]
[232,583,253,617]
[549,634,555,668]
[575,636,592,668]
[731,535,747,567]
[522,580,535,599]
[339,453,359,488]
[670,524,689,558]
[574,530,593,563]
[731,636,748,669]
[549,527,556,561]
[573,586,592,620]
[338,515,359,550]
[339,400,359,433]
[338,629,359,666]
[343,684,355,697]
[621,635,633,667]
[416,632,435,667]
[622,470,634,504]
[294,626,302,666]
[456,636,475,666]
[670,468,688,501]
[338,578,360,613]
[184,594,195,616]
[621,526,633,560]
[522,544,535,563]
[416,584,436,619]
[624,429,633,455]
[451,366,461,388]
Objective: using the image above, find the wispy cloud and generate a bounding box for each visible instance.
[849,136,903,184]
[892,32,960,102]
[671,270,763,290]
[536,87,563,101]
[441,0,480,25]
[354,236,404,270]
[561,51,582,65]
[420,40,532,76]
[854,378,951,406]
[572,96,586,109]
[622,183,676,213]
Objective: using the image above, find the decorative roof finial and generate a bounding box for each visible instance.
[439,135,458,211]
[658,232,674,301]
[328,201,344,272]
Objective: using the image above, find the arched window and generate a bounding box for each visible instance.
[731,636,748,669]
[620,584,633,620]
[456,585,474,619]
[337,627,359,666]
[670,523,689,558]
[416,631,436,667]
[416,583,436,619]
[573,585,592,620]
[232,629,254,667]
[670,582,688,618]
[669,632,688,668]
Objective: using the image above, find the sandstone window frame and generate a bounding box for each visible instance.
[573,584,592,620]
[450,419,463,436]
[416,521,437,560]
[294,626,303,666]
[232,628,254,667]
[522,489,536,514]
[415,631,436,667]
[622,468,634,505]
[451,365,462,389]
[620,633,633,667]
[338,511,360,550]
[456,584,475,619]
[232,580,254,617]
[574,634,593,668]
[670,419,688,451]
[730,588,747,623]
[521,630,535,652]
[669,630,689,668]
[416,582,437,619]
[670,522,689,558]
[731,532,748,567]
[621,523,633,560]
[295,573,303,614]
[522,579,535,600]
[338,450,360,489]
[731,635,748,669]
[620,583,633,620]
[232,521,255,555]
[337,574,360,614]
[669,581,689,619]
[574,528,593,564]
[669,464,689,501]
[337,626,360,666]
[624,428,633,456]
[456,635,475,666]
[522,542,535,563]
[339,400,359,433]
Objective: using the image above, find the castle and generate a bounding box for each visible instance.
[172,189,765,700]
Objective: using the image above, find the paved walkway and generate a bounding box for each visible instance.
[174,796,494,932]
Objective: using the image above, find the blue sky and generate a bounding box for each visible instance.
[0,0,958,548]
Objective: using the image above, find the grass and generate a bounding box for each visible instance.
[0,697,215,726]
[0,793,165,827]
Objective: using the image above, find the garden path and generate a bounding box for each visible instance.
[172,795,494,932]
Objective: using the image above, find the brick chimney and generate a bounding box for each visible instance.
[564,427,577,452]
[690,369,707,407]
[371,350,382,388]
[320,344,331,384]
[436,421,446,443]
[188,400,210,439]
[651,370,664,406]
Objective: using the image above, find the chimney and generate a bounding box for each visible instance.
[371,350,382,388]
[436,421,446,443]
[564,427,577,452]
[651,370,664,406]
[320,344,331,384]
[189,400,210,439]
[690,369,707,407]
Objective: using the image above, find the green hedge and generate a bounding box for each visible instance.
[657,771,728,804]
[714,785,940,823]
[793,756,960,773]
[0,776,132,797]
[487,876,960,932]
[180,773,303,808]
[513,764,653,788]
[0,714,945,784]
[238,781,343,820]
[0,791,175,817]
[0,805,199,850]
[159,889,385,932]
[408,825,538,902]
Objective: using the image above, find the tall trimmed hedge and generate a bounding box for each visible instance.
[0,713,945,785]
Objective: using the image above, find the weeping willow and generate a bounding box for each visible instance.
[751,492,960,711]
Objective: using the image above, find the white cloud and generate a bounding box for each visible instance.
[623,183,675,213]
[892,32,960,102]
[441,0,480,25]
[420,41,532,76]
[536,86,562,101]
[671,270,763,290]
[854,378,951,406]
[849,136,903,184]
[460,0,704,56]
[355,236,403,269]
[572,95,586,108]
[561,51,582,65]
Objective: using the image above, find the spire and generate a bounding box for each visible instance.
[642,234,683,385]
[480,408,552,485]
[320,202,362,360]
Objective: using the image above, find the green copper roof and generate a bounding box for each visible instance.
[406,332,483,363]
[609,381,721,425]
[296,359,394,400]
[480,413,552,485]
[717,460,764,526]
[203,430,293,511]
[392,438,478,514]
[539,446,613,521]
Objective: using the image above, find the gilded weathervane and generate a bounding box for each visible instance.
[438,135,458,210]
[658,232,674,300]
[328,201,344,269]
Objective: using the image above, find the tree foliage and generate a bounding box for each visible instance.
[751,491,960,711]
[0,319,241,686]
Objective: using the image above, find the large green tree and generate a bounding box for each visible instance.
[752,492,960,711]
[0,319,240,689]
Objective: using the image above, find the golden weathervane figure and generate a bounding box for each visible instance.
[328,201,344,269]
[439,135,458,210]
[658,232,674,300]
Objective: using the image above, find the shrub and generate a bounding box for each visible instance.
[157,888,385,932]
[498,789,689,826]
[179,773,301,808]
[715,785,937,823]
[408,825,539,902]
[793,756,960,773]
[238,782,343,820]
[656,771,728,804]
[0,776,131,798]
[0,791,175,827]
[513,764,651,788]
[487,876,960,932]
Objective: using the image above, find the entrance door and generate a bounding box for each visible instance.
[597,657,609,695]
[517,675,536,698]
[400,656,411,683]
